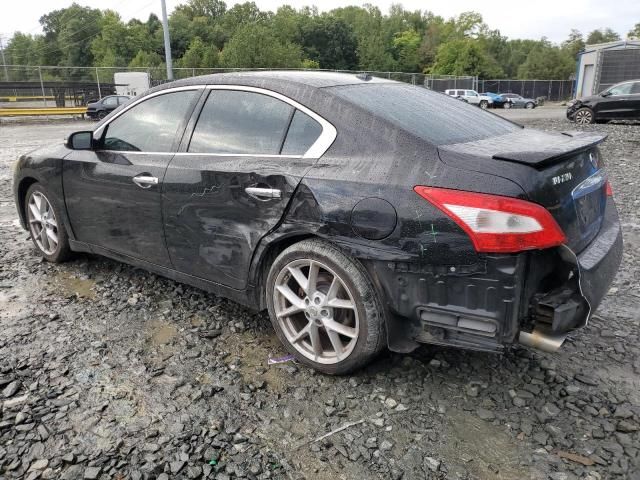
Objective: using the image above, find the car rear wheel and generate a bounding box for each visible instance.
[97,111,108,120]
[25,184,71,263]
[525,102,535,109]
[574,107,594,125]
[479,100,488,109]
[266,239,385,375]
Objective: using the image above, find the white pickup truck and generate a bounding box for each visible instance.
[444,89,493,109]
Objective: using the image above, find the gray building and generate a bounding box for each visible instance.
[575,40,640,98]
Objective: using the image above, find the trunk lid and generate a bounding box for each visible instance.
[438,129,608,253]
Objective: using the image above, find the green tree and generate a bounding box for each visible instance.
[299,16,358,70]
[432,38,503,78]
[628,23,640,40]
[129,50,163,68]
[562,29,585,58]
[220,24,302,68]
[177,36,219,68]
[586,28,621,44]
[517,41,574,79]
[392,29,421,71]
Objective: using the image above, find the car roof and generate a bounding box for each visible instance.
[159,70,395,90]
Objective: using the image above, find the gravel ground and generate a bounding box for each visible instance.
[1,116,639,480]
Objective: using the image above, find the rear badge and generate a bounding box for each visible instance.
[552,172,573,186]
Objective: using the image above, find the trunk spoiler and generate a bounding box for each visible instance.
[490,131,607,168]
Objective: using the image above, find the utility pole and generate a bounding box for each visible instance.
[160,0,173,81]
[0,35,9,81]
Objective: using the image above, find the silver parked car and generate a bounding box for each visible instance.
[500,93,538,109]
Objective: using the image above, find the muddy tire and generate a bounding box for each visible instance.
[266,239,385,375]
[25,183,71,263]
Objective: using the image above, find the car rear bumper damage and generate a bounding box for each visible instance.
[371,198,623,354]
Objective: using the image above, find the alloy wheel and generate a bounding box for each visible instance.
[575,109,593,125]
[273,259,359,364]
[27,191,59,255]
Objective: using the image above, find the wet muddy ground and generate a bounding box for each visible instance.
[1,115,639,480]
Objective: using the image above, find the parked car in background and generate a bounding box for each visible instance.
[500,93,538,109]
[566,79,640,124]
[86,95,131,120]
[481,92,509,108]
[14,72,622,374]
[444,89,493,109]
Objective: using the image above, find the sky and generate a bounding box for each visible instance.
[0,0,638,45]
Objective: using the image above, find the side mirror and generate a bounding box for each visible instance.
[65,131,94,150]
[601,91,611,97]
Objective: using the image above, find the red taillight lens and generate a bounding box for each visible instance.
[414,186,566,253]
[605,181,613,197]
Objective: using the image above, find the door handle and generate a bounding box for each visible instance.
[244,187,282,199]
[132,175,158,189]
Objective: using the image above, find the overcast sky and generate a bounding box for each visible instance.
[1,0,638,44]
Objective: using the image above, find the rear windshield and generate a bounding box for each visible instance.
[330,83,520,146]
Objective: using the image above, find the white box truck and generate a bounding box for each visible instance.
[113,72,150,97]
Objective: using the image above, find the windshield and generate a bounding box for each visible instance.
[330,83,521,146]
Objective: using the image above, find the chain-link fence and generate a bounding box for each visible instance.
[477,79,574,101]
[1,65,571,107]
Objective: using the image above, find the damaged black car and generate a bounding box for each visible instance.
[13,72,623,374]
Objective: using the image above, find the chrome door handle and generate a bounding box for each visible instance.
[244,187,282,199]
[132,175,158,188]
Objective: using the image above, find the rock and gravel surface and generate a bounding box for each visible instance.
[0,114,639,480]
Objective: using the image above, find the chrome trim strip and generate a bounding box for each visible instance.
[96,151,303,158]
[93,83,337,160]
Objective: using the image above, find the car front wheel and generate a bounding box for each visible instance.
[503,101,512,109]
[574,107,594,125]
[479,100,488,109]
[25,183,71,263]
[266,239,385,375]
[525,102,535,109]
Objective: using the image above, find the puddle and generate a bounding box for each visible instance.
[438,410,532,479]
[50,270,97,300]
[150,321,178,345]
[228,330,291,394]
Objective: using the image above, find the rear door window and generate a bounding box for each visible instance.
[629,82,640,94]
[281,110,322,155]
[608,83,632,96]
[189,90,293,154]
[103,97,118,106]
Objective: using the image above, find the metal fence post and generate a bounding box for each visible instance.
[96,67,102,99]
[38,66,47,107]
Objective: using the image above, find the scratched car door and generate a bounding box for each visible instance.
[162,88,325,289]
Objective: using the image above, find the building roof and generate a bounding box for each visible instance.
[583,39,640,52]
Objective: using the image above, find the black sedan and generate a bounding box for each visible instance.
[567,79,640,124]
[13,72,622,374]
[86,95,130,119]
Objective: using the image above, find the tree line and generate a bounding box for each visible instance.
[3,0,639,80]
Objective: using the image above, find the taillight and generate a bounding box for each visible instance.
[605,181,613,197]
[414,186,566,253]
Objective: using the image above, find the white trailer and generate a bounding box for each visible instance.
[113,72,150,97]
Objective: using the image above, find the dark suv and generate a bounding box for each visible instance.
[567,80,640,124]
[86,95,130,120]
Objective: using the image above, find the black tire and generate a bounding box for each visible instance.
[266,239,385,375]
[97,110,108,120]
[525,102,535,109]
[24,183,71,263]
[479,100,488,109]
[503,101,512,109]
[574,107,594,125]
